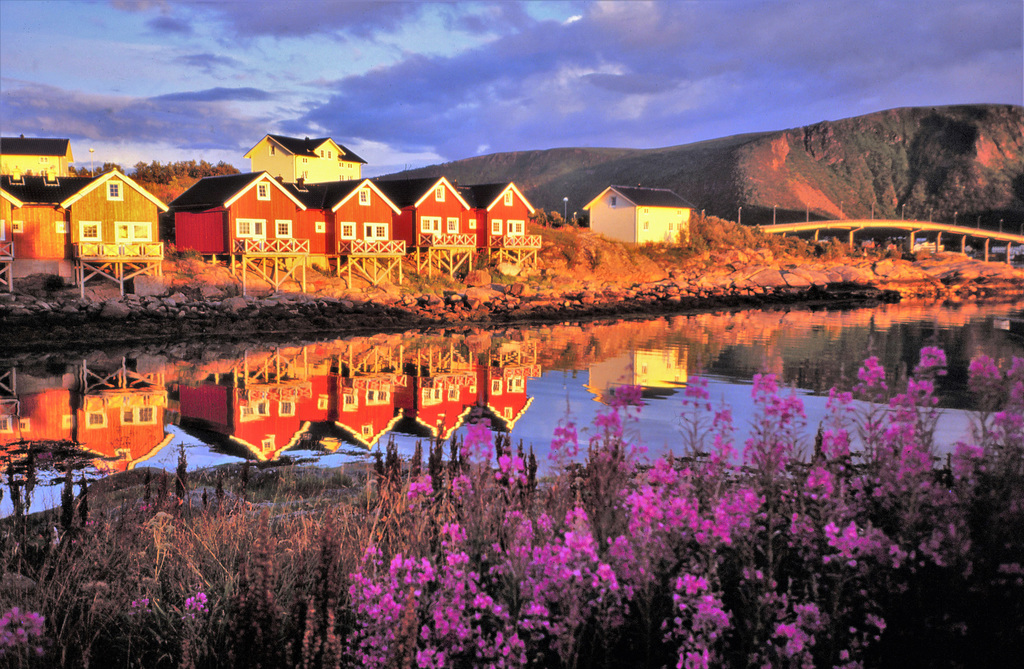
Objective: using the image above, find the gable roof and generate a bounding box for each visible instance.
[169,172,305,211]
[371,176,470,210]
[2,174,94,205]
[244,134,367,164]
[459,182,536,214]
[61,169,169,211]
[1,136,73,160]
[583,185,695,211]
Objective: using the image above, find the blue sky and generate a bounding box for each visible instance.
[1,0,1021,176]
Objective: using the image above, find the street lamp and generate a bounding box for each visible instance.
[89,148,95,176]
[773,204,777,226]
[901,204,906,220]
[953,211,957,226]
[738,206,742,226]
[871,201,875,220]
[563,197,568,222]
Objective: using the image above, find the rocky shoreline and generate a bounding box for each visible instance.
[2,251,1022,352]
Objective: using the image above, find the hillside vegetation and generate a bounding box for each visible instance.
[388,104,1024,230]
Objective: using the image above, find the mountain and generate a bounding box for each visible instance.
[383,104,1023,228]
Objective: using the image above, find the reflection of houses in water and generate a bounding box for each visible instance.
[396,344,477,441]
[178,347,317,461]
[479,339,541,430]
[587,347,689,403]
[328,340,404,449]
[0,359,174,473]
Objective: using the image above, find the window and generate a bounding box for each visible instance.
[115,222,151,242]
[86,411,107,428]
[279,400,295,416]
[12,221,24,234]
[107,181,122,200]
[327,150,332,159]
[509,376,524,392]
[448,387,460,401]
[0,416,12,433]
[365,223,387,241]
[270,145,276,155]
[359,189,370,206]
[340,222,356,239]
[320,150,325,157]
[361,424,374,438]
[55,221,66,234]
[504,191,513,206]
[343,392,357,410]
[643,221,650,230]
[0,220,5,241]
[122,407,156,425]
[491,219,502,236]
[315,221,326,233]
[446,217,459,234]
[236,219,266,239]
[668,222,675,231]
[257,183,270,200]
[468,218,477,230]
[508,220,524,236]
[40,156,49,164]
[80,221,102,241]
[275,220,292,239]
[318,395,329,410]
[610,195,617,207]
[435,186,445,202]
[302,158,308,164]
[504,407,513,420]
[491,378,503,394]
[643,208,649,214]
[420,216,441,234]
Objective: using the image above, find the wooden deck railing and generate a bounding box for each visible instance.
[75,242,164,260]
[0,241,12,260]
[492,234,541,249]
[339,239,406,256]
[417,233,476,248]
[233,238,310,255]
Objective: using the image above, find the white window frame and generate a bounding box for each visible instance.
[491,219,503,236]
[434,186,445,202]
[504,191,513,206]
[275,220,293,239]
[236,218,266,239]
[55,221,67,235]
[278,400,295,417]
[610,195,617,207]
[508,220,524,236]
[364,222,388,241]
[270,145,276,156]
[80,221,102,242]
[420,216,441,234]
[468,218,477,230]
[359,189,370,206]
[340,222,356,240]
[446,217,459,234]
[107,181,122,201]
[491,378,503,394]
[115,221,152,242]
[315,221,326,233]
[0,220,6,241]
[256,182,271,201]
[12,221,24,234]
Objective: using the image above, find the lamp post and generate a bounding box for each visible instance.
[773,204,777,226]
[563,197,568,222]
[839,200,843,219]
[901,204,905,220]
[89,148,94,176]
[738,206,742,226]
[871,201,875,220]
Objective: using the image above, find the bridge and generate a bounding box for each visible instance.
[757,219,1024,263]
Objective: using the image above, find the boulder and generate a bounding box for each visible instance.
[221,296,249,314]
[200,284,225,299]
[99,300,132,319]
[495,262,522,277]
[464,269,491,287]
[134,275,167,297]
[747,268,787,288]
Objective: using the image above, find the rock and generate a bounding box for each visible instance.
[495,262,522,277]
[221,296,249,314]
[134,275,167,297]
[100,300,132,319]
[200,284,224,299]
[464,269,491,287]
[747,268,787,288]
[781,272,812,287]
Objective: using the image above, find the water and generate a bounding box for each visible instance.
[3,298,1024,516]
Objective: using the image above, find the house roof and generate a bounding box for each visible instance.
[169,172,305,211]
[583,185,695,211]
[371,176,470,210]
[279,179,401,214]
[245,134,367,164]
[1,174,96,205]
[1,136,73,159]
[61,169,168,211]
[459,182,536,214]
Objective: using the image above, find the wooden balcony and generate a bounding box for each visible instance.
[233,238,310,256]
[492,234,541,250]
[75,241,164,260]
[0,241,11,293]
[0,241,13,261]
[417,233,476,248]
[339,239,406,256]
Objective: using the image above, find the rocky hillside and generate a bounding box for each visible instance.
[386,104,1023,229]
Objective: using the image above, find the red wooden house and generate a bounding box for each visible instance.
[171,172,311,293]
[1,170,167,294]
[372,176,474,277]
[459,182,541,268]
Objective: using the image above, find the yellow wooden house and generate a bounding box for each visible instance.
[1,137,74,177]
[244,134,366,184]
[583,185,693,244]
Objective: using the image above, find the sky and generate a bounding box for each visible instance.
[1,0,1021,176]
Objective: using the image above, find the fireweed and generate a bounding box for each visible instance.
[3,349,1023,668]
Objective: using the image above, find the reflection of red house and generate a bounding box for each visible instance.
[0,385,73,448]
[74,389,173,474]
[396,366,477,440]
[332,375,404,448]
[480,363,538,431]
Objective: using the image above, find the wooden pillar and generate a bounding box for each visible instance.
[1008,242,1013,265]
[961,235,966,254]
[908,231,916,252]
[814,229,819,241]
[984,238,990,262]
[848,229,855,249]
[936,231,942,252]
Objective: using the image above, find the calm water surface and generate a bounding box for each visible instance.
[4,298,1024,516]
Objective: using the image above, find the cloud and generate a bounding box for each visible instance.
[147,14,192,34]
[173,53,245,74]
[152,87,274,103]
